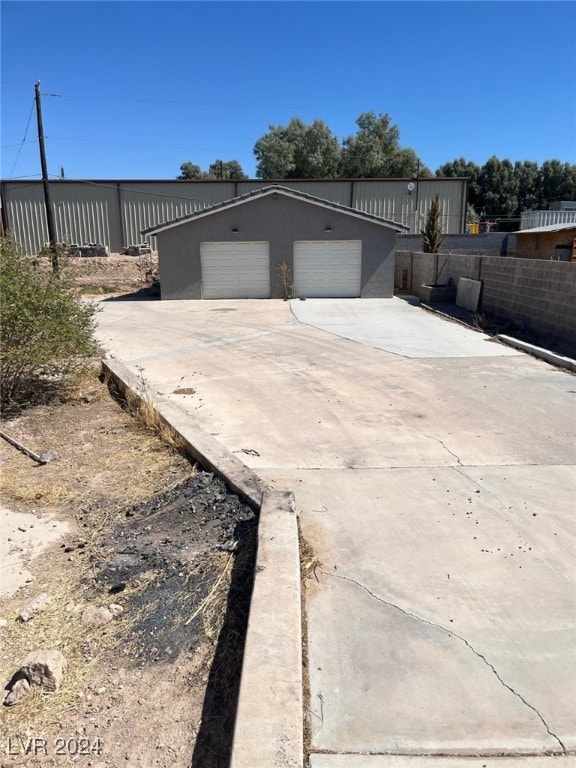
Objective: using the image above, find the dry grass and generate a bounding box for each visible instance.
[124,386,187,453]
[298,524,319,764]
[185,551,235,639]
[0,532,233,738]
[300,536,321,582]
[0,569,132,735]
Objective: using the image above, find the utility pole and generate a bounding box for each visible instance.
[35,81,58,273]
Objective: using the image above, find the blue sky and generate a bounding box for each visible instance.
[2,1,575,180]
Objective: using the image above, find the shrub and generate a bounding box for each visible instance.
[421,193,444,254]
[0,237,100,410]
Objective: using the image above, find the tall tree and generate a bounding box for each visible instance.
[340,112,399,177]
[514,160,540,212]
[177,162,203,180]
[339,112,430,178]
[178,159,247,180]
[436,157,482,211]
[478,156,519,218]
[254,118,341,179]
[206,159,248,180]
[540,160,576,207]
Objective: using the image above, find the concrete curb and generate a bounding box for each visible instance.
[230,490,303,768]
[419,303,484,333]
[496,335,576,373]
[101,358,304,767]
[103,357,266,509]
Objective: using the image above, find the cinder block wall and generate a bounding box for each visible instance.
[481,257,576,343]
[395,250,576,344]
[398,232,510,256]
[396,251,482,297]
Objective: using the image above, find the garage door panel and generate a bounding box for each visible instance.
[201,242,270,299]
[294,241,361,298]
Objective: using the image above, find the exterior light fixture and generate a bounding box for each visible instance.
[232,227,238,233]
[325,226,332,233]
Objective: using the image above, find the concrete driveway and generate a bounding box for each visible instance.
[96,296,576,763]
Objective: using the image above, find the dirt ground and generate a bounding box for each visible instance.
[0,370,256,768]
[33,255,159,296]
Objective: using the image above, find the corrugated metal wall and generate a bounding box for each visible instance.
[1,178,467,254]
[520,210,576,230]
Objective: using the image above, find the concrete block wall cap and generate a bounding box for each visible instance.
[497,335,576,372]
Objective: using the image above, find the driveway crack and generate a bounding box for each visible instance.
[327,571,566,754]
[452,466,508,508]
[424,434,463,465]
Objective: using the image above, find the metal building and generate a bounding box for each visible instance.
[0,177,468,255]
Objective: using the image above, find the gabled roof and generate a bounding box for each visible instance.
[515,222,576,234]
[142,184,409,236]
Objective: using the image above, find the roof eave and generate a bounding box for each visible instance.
[143,185,409,236]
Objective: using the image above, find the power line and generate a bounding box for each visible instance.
[8,98,36,178]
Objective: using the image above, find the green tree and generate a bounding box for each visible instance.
[340,112,429,178]
[177,162,203,180]
[385,147,432,178]
[466,204,480,225]
[436,157,482,211]
[205,159,248,180]
[0,237,99,410]
[254,117,342,179]
[514,160,541,212]
[479,157,519,218]
[421,194,443,253]
[178,159,248,180]
[540,160,576,207]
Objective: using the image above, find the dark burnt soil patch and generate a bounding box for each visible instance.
[85,472,256,667]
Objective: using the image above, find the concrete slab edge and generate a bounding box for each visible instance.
[310,757,576,767]
[102,357,266,509]
[231,490,304,768]
[496,336,576,372]
[420,303,484,333]
[101,357,304,767]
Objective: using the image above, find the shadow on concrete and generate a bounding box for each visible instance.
[101,288,160,303]
[189,516,257,768]
[423,302,576,360]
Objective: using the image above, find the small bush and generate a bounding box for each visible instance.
[0,237,100,411]
[421,193,444,254]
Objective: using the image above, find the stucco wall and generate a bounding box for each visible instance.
[396,250,576,345]
[157,194,398,300]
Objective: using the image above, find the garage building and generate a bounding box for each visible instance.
[144,185,408,300]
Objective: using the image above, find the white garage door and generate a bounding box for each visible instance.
[200,242,270,299]
[294,241,362,298]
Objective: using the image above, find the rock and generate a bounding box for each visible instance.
[108,604,124,618]
[19,592,50,622]
[20,650,66,692]
[82,605,114,628]
[82,388,99,403]
[3,678,30,706]
[39,451,58,464]
[0,619,7,628]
